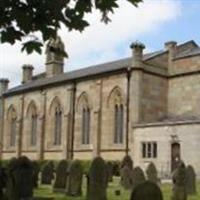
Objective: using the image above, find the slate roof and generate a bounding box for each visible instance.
[3,40,199,96]
[175,47,200,60]
[3,50,164,96]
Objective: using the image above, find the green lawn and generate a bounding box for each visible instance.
[34,177,200,200]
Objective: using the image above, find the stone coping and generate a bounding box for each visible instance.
[133,119,200,128]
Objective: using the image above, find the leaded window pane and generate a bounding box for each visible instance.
[54,109,62,145]
[114,105,118,143]
[10,118,16,147]
[31,115,37,146]
[82,108,90,144]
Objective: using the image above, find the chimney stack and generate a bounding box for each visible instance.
[165,41,177,58]
[0,78,9,96]
[22,64,34,84]
[130,41,145,68]
[165,41,177,74]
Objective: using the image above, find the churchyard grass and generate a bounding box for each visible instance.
[34,177,200,200]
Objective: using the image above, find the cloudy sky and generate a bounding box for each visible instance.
[0,0,200,87]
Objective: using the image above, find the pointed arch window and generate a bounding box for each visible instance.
[31,113,37,146]
[114,104,124,144]
[82,107,90,144]
[27,102,38,146]
[8,106,17,147]
[54,106,62,145]
[10,116,17,147]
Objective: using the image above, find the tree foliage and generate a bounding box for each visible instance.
[0,0,142,54]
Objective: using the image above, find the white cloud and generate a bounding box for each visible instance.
[0,0,181,87]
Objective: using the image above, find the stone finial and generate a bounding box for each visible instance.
[45,36,66,64]
[130,41,145,68]
[0,78,9,95]
[22,64,34,84]
[45,36,66,77]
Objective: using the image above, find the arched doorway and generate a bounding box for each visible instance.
[171,142,181,172]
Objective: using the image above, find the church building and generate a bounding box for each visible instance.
[0,37,200,178]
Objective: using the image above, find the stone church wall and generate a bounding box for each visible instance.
[141,72,168,122]
[168,74,200,119]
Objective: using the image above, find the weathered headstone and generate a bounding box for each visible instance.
[41,161,54,185]
[87,157,108,200]
[186,165,196,195]
[146,162,158,184]
[171,161,187,200]
[131,181,163,200]
[6,156,34,200]
[66,160,83,196]
[121,155,133,170]
[53,160,68,192]
[120,165,134,190]
[132,166,146,190]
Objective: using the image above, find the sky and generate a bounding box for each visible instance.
[1,0,200,87]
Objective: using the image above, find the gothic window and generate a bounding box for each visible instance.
[114,104,124,144]
[54,106,62,145]
[10,116,17,147]
[49,97,63,146]
[30,113,37,146]
[27,102,38,146]
[82,107,90,144]
[7,106,17,147]
[142,142,157,158]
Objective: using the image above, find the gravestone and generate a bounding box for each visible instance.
[132,166,146,190]
[146,162,158,184]
[131,181,163,200]
[120,165,134,190]
[53,160,68,192]
[121,155,133,170]
[186,165,196,195]
[6,156,34,200]
[41,161,54,185]
[66,160,83,196]
[171,161,187,200]
[87,157,107,200]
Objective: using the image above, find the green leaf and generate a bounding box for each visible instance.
[1,27,24,44]
[21,40,43,54]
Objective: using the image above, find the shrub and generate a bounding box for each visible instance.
[81,160,91,175]
[112,161,120,176]
[107,162,113,182]
[146,162,158,184]
[87,157,108,200]
[186,165,196,195]
[131,181,163,200]
[0,165,7,199]
[41,161,54,185]
[66,160,83,196]
[32,161,40,188]
[53,160,68,192]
